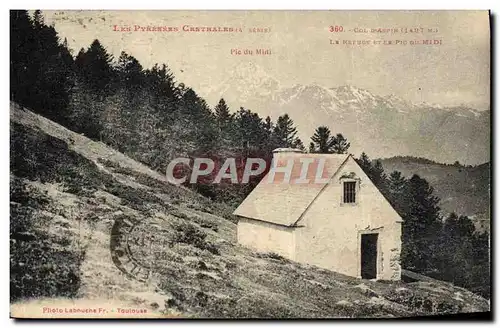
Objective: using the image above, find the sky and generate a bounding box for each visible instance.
[42,10,490,109]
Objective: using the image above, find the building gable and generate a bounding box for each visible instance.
[295,155,403,227]
[234,151,403,227]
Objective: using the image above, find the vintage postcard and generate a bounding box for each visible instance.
[10,10,490,319]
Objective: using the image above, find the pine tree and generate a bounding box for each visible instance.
[33,10,43,29]
[331,133,350,154]
[178,88,219,153]
[143,63,180,118]
[357,152,372,172]
[10,10,74,122]
[274,114,298,148]
[75,47,86,65]
[10,10,35,104]
[354,153,388,193]
[214,98,231,126]
[292,138,305,151]
[75,39,114,93]
[308,142,316,153]
[146,63,179,101]
[232,107,268,151]
[387,171,407,213]
[400,174,442,273]
[388,171,406,193]
[469,230,490,297]
[310,126,334,153]
[117,51,144,88]
[180,88,211,117]
[264,116,273,134]
[432,213,491,297]
[370,160,387,191]
[436,213,477,287]
[212,98,233,150]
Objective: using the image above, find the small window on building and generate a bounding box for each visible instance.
[343,181,357,203]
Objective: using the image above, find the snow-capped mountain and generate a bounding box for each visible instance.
[210,62,280,106]
[208,64,490,165]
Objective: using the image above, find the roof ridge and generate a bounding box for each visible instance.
[233,153,353,226]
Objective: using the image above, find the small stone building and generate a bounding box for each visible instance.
[234,148,402,280]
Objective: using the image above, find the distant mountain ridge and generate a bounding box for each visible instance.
[378,156,490,230]
[208,63,490,165]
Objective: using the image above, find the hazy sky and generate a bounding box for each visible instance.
[43,10,490,109]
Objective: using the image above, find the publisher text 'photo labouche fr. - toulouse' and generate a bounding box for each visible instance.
[10,10,490,319]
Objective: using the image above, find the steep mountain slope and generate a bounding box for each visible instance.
[379,156,490,230]
[210,64,489,165]
[10,103,489,318]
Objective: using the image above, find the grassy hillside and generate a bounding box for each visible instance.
[379,156,490,230]
[10,103,489,318]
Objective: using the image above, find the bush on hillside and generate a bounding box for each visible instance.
[172,221,219,255]
[10,177,82,301]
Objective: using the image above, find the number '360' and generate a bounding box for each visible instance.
[329,26,344,32]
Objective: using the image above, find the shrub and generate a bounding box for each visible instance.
[256,252,289,262]
[172,222,219,255]
[97,157,121,169]
[10,178,82,301]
